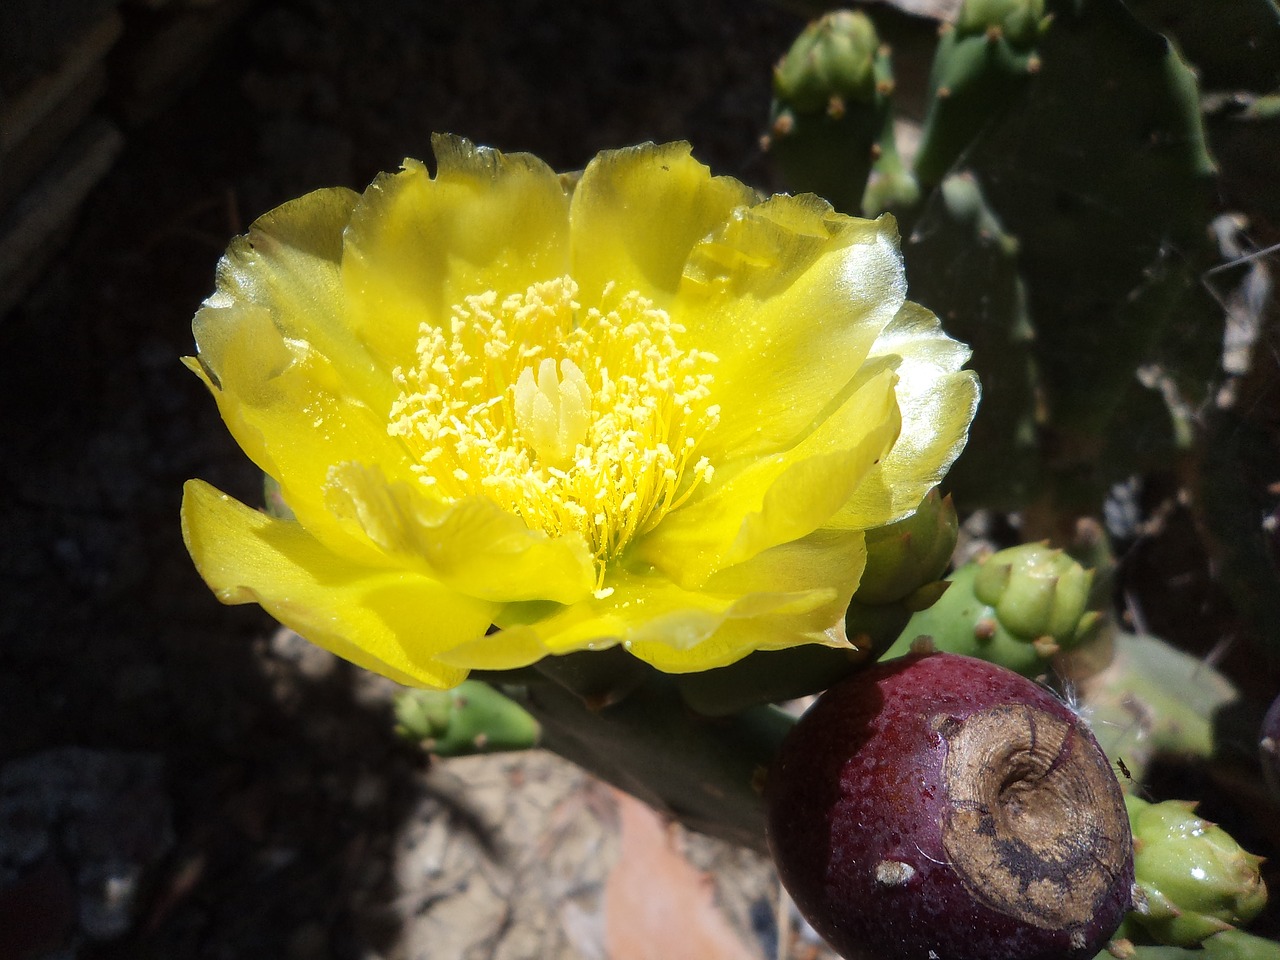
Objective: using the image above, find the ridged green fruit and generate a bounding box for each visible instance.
[1127,795,1268,947]
[886,542,1100,675]
[773,9,879,112]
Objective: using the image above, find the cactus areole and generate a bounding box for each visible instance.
[766,651,1134,960]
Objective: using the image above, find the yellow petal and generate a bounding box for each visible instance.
[441,528,866,674]
[342,134,571,372]
[188,302,411,564]
[430,623,553,672]
[325,462,597,604]
[569,141,756,306]
[556,559,849,672]
[633,366,901,586]
[704,527,866,603]
[212,186,388,400]
[829,301,981,530]
[182,479,497,688]
[677,198,909,460]
[190,186,417,559]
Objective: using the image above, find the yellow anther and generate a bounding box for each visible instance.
[388,276,719,578]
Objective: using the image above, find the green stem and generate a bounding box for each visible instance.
[502,661,793,853]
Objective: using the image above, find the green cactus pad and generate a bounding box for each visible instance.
[945,0,1219,505]
[1124,0,1280,92]
[913,19,1046,188]
[903,172,1041,509]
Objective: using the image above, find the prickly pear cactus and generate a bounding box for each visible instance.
[1123,0,1280,91]
[948,0,1219,510]
[394,681,540,755]
[903,172,1041,508]
[768,0,1228,522]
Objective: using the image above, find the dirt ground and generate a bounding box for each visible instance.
[2,1,1277,959]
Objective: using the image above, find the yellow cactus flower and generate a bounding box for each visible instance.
[181,135,978,689]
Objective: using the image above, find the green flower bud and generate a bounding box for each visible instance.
[972,542,1098,650]
[886,542,1101,676]
[1127,795,1268,947]
[955,0,1049,47]
[855,487,959,606]
[773,10,880,113]
[394,681,540,756]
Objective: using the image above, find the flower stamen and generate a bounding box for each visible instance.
[388,276,720,583]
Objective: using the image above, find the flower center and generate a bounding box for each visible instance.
[388,276,719,580]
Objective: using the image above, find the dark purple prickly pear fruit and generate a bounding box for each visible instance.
[766,651,1134,960]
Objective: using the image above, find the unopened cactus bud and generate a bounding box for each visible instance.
[394,681,540,756]
[773,10,879,112]
[955,0,1048,46]
[972,542,1097,649]
[766,10,897,214]
[1126,795,1268,947]
[886,542,1101,675]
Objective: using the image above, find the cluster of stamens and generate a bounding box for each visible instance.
[388,276,719,583]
